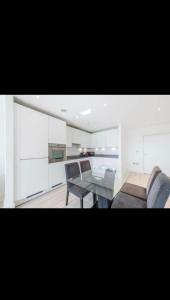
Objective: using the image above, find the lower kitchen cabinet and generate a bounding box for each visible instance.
[17,158,49,200]
[91,157,118,176]
[48,162,66,189]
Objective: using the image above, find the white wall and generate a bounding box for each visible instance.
[0,96,5,204]
[4,96,14,207]
[126,122,170,174]
[0,96,14,208]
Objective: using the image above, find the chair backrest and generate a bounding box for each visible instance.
[65,162,80,180]
[80,160,91,173]
[103,169,116,187]
[146,166,161,196]
[147,173,170,208]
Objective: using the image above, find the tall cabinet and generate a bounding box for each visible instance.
[15,104,49,200]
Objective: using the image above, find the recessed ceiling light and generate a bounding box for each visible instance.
[80,109,92,115]
[104,103,108,107]
[61,109,67,113]
[157,107,161,111]
[36,95,40,99]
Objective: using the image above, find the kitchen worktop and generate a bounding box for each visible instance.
[66,154,119,161]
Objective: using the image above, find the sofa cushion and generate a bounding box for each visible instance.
[120,183,147,200]
[111,192,147,209]
[147,173,170,208]
[146,166,161,196]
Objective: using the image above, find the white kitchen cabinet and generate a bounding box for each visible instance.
[48,162,66,188]
[71,127,82,145]
[81,131,91,148]
[49,116,66,144]
[66,126,73,147]
[91,133,98,148]
[68,126,91,148]
[91,157,118,177]
[91,132,105,148]
[15,104,48,159]
[91,129,118,149]
[106,129,118,148]
[17,158,49,200]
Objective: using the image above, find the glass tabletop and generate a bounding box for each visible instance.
[67,170,120,201]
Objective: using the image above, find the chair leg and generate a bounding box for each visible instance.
[66,190,69,206]
[80,197,83,209]
[93,193,96,206]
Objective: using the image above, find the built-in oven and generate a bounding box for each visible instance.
[48,143,66,163]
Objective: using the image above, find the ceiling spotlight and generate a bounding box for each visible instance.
[104,103,108,107]
[80,109,92,115]
[157,107,161,111]
[112,147,116,151]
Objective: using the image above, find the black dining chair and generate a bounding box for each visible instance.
[65,162,90,208]
[80,160,91,173]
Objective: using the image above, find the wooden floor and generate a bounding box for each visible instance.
[15,172,170,208]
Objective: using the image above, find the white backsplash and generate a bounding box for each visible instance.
[67,144,81,156]
[67,144,119,157]
[94,148,119,155]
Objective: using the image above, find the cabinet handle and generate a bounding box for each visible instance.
[27,190,44,198]
[51,183,63,188]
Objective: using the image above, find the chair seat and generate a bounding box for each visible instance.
[69,184,90,198]
[111,192,147,208]
[120,182,147,200]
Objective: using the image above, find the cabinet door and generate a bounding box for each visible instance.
[106,130,114,147]
[81,131,88,148]
[105,129,118,148]
[49,162,66,188]
[49,116,66,144]
[15,104,48,159]
[19,158,48,199]
[66,126,72,147]
[91,133,97,148]
[97,132,106,148]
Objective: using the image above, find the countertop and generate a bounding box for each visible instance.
[66,154,119,161]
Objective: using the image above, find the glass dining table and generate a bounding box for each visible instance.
[67,169,121,208]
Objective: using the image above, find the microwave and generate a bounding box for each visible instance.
[48,143,66,163]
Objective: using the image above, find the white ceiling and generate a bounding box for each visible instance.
[15,95,170,132]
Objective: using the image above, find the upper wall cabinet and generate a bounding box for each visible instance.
[66,126,73,147]
[91,129,118,148]
[15,104,49,159]
[66,126,91,148]
[49,116,66,144]
[106,129,118,148]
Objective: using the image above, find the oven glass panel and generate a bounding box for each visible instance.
[52,150,64,159]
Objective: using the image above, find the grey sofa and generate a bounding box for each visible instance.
[111,172,170,208]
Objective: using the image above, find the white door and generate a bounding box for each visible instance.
[19,158,48,199]
[15,104,48,159]
[143,133,170,176]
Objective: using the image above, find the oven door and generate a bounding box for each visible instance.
[49,144,66,163]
